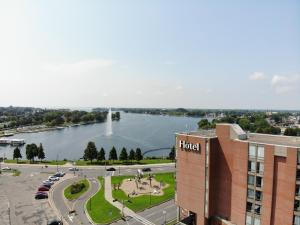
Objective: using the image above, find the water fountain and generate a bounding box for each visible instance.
[106,108,113,136]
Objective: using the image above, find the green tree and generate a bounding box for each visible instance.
[37,143,45,162]
[135,148,143,162]
[26,144,37,163]
[128,149,135,163]
[238,118,250,130]
[109,146,118,162]
[169,146,175,161]
[97,147,106,162]
[83,141,98,164]
[119,147,128,162]
[198,119,213,129]
[13,147,22,163]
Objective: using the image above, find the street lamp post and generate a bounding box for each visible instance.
[56,153,59,172]
[163,210,167,225]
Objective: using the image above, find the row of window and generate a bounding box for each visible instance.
[246,215,260,225]
[294,215,300,225]
[248,161,264,174]
[246,144,264,225]
[249,145,265,159]
[248,175,263,188]
[248,189,263,202]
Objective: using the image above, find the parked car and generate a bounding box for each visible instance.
[142,168,151,172]
[1,167,11,171]
[106,167,116,171]
[47,219,63,225]
[43,180,54,185]
[68,167,79,171]
[48,176,59,181]
[38,186,50,192]
[54,171,65,177]
[35,192,48,199]
[42,183,52,189]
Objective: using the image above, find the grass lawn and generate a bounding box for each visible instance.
[87,177,121,224]
[111,172,175,212]
[4,159,67,165]
[64,179,90,200]
[75,158,173,166]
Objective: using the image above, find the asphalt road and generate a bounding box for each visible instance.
[111,200,177,225]
[51,176,100,225]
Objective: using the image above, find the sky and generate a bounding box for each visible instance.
[0,0,299,110]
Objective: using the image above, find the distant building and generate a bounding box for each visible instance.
[175,124,300,225]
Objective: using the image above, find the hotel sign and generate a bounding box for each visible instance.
[179,140,201,153]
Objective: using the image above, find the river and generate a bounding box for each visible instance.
[0,112,202,160]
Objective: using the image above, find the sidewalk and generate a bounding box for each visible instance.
[104,176,156,225]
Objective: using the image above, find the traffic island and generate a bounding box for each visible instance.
[64,179,90,200]
[86,177,121,224]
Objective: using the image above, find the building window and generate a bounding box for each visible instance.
[248,175,255,186]
[249,145,256,158]
[295,200,300,211]
[254,218,261,225]
[257,162,264,174]
[255,190,263,201]
[248,161,256,172]
[254,204,261,215]
[294,215,300,225]
[248,188,255,199]
[257,146,264,159]
[256,176,263,188]
[298,151,300,165]
[297,170,300,181]
[246,215,252,225]
[296,185,300,196]
[247,202,253,212]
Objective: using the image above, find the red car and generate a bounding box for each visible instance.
[38,186,50,192]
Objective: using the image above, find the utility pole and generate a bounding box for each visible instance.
[163,210,167,225]
[56,153,59,172]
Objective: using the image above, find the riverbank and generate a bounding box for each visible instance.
[0,121,102,137]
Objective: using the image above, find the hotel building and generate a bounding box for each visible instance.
[175,123,300,225]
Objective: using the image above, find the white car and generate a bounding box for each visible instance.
[43,180,54,185]
[68,167,79,171]
[48,176,59,181]
[1,167,11,171]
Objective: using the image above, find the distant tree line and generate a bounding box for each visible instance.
[198,115,281,135]
[0,106,115,129]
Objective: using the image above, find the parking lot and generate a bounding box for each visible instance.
[0,167,59,225]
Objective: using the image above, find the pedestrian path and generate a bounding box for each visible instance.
[104,176,156,225]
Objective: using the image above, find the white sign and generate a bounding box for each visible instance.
[179,140,201,153]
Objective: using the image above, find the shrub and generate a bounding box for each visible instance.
[70,182,85,194]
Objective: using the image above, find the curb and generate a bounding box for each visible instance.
[48,175,76,225]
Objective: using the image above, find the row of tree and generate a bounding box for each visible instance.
[83,141,143,163]
[13,143,46,163]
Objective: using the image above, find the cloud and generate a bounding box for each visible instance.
[271,74,300,94]
[249,72,265,81]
